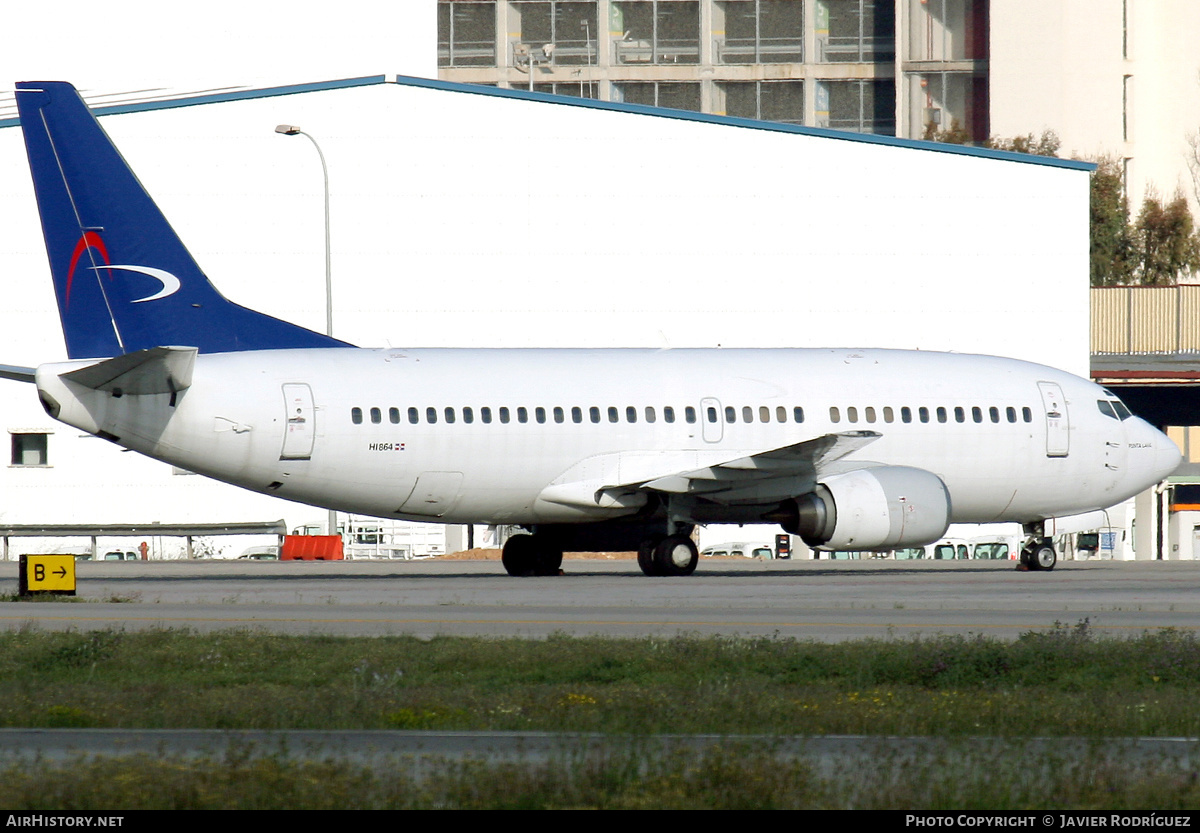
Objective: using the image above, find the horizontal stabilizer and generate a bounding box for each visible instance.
[0,365,36,383]
[62,346,197,395]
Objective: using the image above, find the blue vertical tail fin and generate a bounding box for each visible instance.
[16,81,351,359]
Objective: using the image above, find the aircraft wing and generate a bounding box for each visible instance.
[0,365,36,383]
[637,430,882,502]
[538,430,882,511]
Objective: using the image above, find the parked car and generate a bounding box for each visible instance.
[102,551,139,561]
[237,545,280,560]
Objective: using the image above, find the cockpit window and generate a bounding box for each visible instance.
[1098,399,1134,420]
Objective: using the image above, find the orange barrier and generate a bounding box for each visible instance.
[280,535,344,561]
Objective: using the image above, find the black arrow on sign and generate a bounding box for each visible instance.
[53,567,67,578]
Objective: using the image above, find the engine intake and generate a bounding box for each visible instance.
[781,466,951,551]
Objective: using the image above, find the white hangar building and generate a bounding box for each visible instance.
[0,71,1093,557]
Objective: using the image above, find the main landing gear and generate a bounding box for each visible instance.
[501,533,563,577]
[636,534,699,577]
[1018,523,1057,571]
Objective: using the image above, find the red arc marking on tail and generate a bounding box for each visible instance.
[66,232,110,307]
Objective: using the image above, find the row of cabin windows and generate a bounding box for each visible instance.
[829,405,1034,425]
[351,405,809,426]
[349,403,1036,428]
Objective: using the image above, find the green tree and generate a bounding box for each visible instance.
[985,130,1062,158]
[1133,189,1200,286]
[1088,156,1134,286]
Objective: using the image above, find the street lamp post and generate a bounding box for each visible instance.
[275,124,337,542]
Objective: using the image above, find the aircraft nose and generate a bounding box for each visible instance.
[1154,427,1183,481]
[1130,419,1181,484]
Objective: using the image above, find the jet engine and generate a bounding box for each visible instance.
[780,466,951,551]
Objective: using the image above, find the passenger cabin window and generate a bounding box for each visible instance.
[1006,406,1016,423]
[517,407,528,424]
[481,407,492,424]
[535,407,546,424]
[609,407,619,424]
[445,407,456,424]
[936,407,947,424]
[706,407,718,423]
[351,407,363,425]
[725,406,736,423]
[408,407,419,424]
[989,407,1000,423]
[954,407,965,423]
[389,407,400,424]
[1022,407,1032,423]
[626,406,637,423]
[971,406,982,423]
[847,407,858,423]
[776,406,786,423]
[463,407,474,424]
[883,406,893,423]
[665,406,676,423]
[919,407,929,423]
[865,407,876,423]
[901,407,912,424]
[590,406,601,424]
[645,406,656,423]
[686,406,697,424]
[572,406,583,424]
[426,407,437,424]
[742,406,753,423]
[830,407,841,424]
[500,407,511,424]
[370,407,381,424]
[794,407,804,423]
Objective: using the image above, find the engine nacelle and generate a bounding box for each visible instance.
[782,466,951,551]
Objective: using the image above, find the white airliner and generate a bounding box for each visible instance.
[0,82,1182,577]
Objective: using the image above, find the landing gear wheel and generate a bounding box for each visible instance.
[533,545,563,576]
[1032,543,1057,571]
[1019,540,1057,572]
[637,536,665,577]
[652,534,699,577]
[502,534,538,577]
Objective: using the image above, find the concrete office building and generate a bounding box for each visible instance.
[440,0,1200,212]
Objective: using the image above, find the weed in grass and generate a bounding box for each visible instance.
[0,593,81,603]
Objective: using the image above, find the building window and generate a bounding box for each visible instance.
[438,1,497,67]
[716,0,804,64]
[615,82,702,112]
[817,0,894,63]
[720,81,804,125]
[817,79,895,134]
[510,1,599,67]
[10,432,48,466]
[612,1,700,65]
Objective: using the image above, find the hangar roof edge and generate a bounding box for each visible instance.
[0,73,1095,172]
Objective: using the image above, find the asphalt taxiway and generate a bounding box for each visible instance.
[1,558,1197,639]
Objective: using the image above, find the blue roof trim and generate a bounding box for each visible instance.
[0,75,388,128]
[3,72,1095,172]
[392,75,1096,172]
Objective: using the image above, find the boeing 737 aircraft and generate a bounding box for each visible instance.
[0,82,1182,576]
